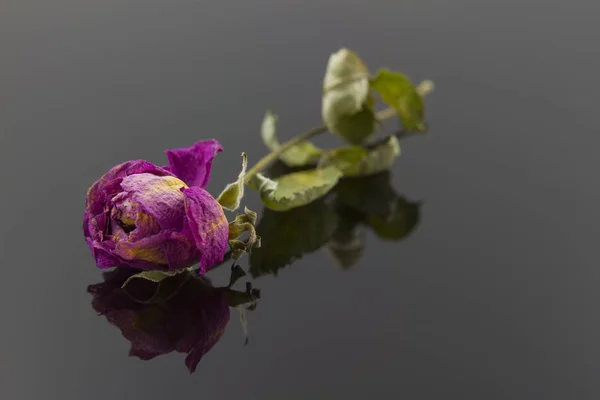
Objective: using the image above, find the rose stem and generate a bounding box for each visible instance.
[243,106,398,184]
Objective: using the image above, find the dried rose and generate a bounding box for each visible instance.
[83,140,229,273]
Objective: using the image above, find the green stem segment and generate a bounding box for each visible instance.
[243,123,327,184]
[243,106,397,183]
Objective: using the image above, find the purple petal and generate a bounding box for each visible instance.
[109,193,162,242]
[113,231,171,267]
[162,232,201,270]
[112,230,203,271]
[119,173,188,230]
[86,238,121,270]
[86,160,173,217]
[181,187,228,273]
[165,140,223,188]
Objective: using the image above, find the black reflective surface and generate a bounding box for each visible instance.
[2,1,600,399]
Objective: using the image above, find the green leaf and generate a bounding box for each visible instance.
[261,110,323,167]
[322,147,369,175]
[249,166,343,212]
[249,198,339,277]
[216,153,247,211]
[322,48,376,144]
[121,269,189,289]
[320,136,400,177]
[325,106,377,145]
[365,197,421,241]
[371,69,425,132]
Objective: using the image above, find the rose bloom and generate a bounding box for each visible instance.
[88,268,230,372]
[83,140,229,273]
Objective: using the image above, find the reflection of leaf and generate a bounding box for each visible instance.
[250,166,343,211]
[320,136,400,177]
[325,207,365,269]
[336,171,421,241]
[365,197,420,241]
[250,199,339,277]
[261,110,322,167]
[121,269,189,289]
[371,69,425,132]
[250,168,421,275]
[334,171,398,218]
[322,49,376,144]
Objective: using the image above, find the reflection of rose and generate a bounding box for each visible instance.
[88,269,230,373]
[83,140,229,272]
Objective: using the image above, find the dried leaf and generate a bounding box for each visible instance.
[322,48,376,144]
[320,136,400,177]
[249,166,343,212]
[371,69,425,132]
[217,153,247,211]
[121,269,189,289]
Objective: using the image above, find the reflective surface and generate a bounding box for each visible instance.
[2,1,600,399]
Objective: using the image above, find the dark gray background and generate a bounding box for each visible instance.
[1,0,599,399]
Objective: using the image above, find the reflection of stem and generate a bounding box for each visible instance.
[244,106,397,183]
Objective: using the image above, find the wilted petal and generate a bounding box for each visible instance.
[86,160,173,217]
[86,238,121,270]
[119,173,188,230]
[109,193,162,241]
[162,232,201,270]
[165,140,223,188]
[182,187,228,273]
[113,231,172,268]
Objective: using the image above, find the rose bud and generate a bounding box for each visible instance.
[83,140,229,273]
